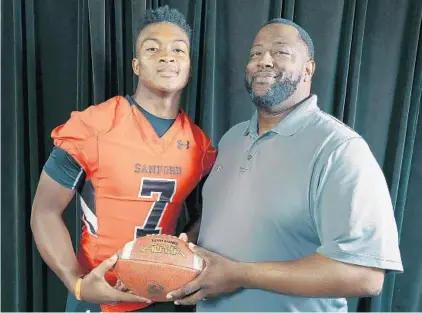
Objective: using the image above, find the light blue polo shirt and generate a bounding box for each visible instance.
[197,95,403,312]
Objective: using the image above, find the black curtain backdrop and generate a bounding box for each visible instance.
[2,0,422,311]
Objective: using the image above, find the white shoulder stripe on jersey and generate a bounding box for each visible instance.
[72,168,84,190]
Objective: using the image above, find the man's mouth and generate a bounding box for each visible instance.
[252,71,286,85]
[253,71,277,78]
[157,66,179,75]
[252,71,278,83]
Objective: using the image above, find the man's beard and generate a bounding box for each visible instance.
[245,72,301,109]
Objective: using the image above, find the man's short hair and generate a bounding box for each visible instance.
[265,18,314,59]
[139,5,192,40]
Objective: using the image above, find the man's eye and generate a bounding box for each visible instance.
[275,50,290,55]
[146,47,158,52]
[251,52,261,58]
[174,48,185,53]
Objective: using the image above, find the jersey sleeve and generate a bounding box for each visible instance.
[312,137,403,272]
[51,105,102,177]
[201,138,217,178]
[43,147,86,190]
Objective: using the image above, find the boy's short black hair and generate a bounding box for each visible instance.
[139,5,191,40]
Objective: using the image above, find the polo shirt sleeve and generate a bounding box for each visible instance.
[312,137,403,272]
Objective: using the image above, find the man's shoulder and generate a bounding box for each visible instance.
[303,110,378,172]
[313,110,360,137]
[69,96,129,132]
[306,110,362,148]
[51,96,130,141]
[81,95,129,121]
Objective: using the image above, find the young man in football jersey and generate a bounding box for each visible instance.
[31,5,216,313]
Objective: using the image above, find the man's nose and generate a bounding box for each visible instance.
[258,51,274,68]
[159,54,175,63]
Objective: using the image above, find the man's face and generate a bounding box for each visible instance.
[245,23,310,108]
[133,22,190,93]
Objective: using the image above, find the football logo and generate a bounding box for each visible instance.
[140,242,186,257]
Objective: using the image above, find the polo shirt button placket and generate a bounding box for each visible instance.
[239,151,252,172]
[240,138,261,172]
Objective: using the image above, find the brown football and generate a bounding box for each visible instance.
[113,234,204,302]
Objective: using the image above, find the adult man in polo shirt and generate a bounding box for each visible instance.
[168,18,403,312]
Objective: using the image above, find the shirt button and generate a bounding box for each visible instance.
[247,155,252,160]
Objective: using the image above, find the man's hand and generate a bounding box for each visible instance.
[79,255,151,304]
[166,243,243,305]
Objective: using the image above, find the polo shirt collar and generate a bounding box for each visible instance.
[244,94,320,137]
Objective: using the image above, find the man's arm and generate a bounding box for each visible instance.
[31,171,83,293]
[239,252,384,297]
[167,245,384,305]
[31,155,150,304]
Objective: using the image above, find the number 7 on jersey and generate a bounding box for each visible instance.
[134,178,177,239]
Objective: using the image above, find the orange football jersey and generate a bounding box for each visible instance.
[51,96,216,312]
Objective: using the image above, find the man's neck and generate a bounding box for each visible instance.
[132,85,182,119]
[257,92,310,135]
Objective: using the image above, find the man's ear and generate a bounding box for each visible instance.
[132,58,140,76]
[304,59,315,82]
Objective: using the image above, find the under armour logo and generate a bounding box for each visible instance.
[177,140,190,150]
